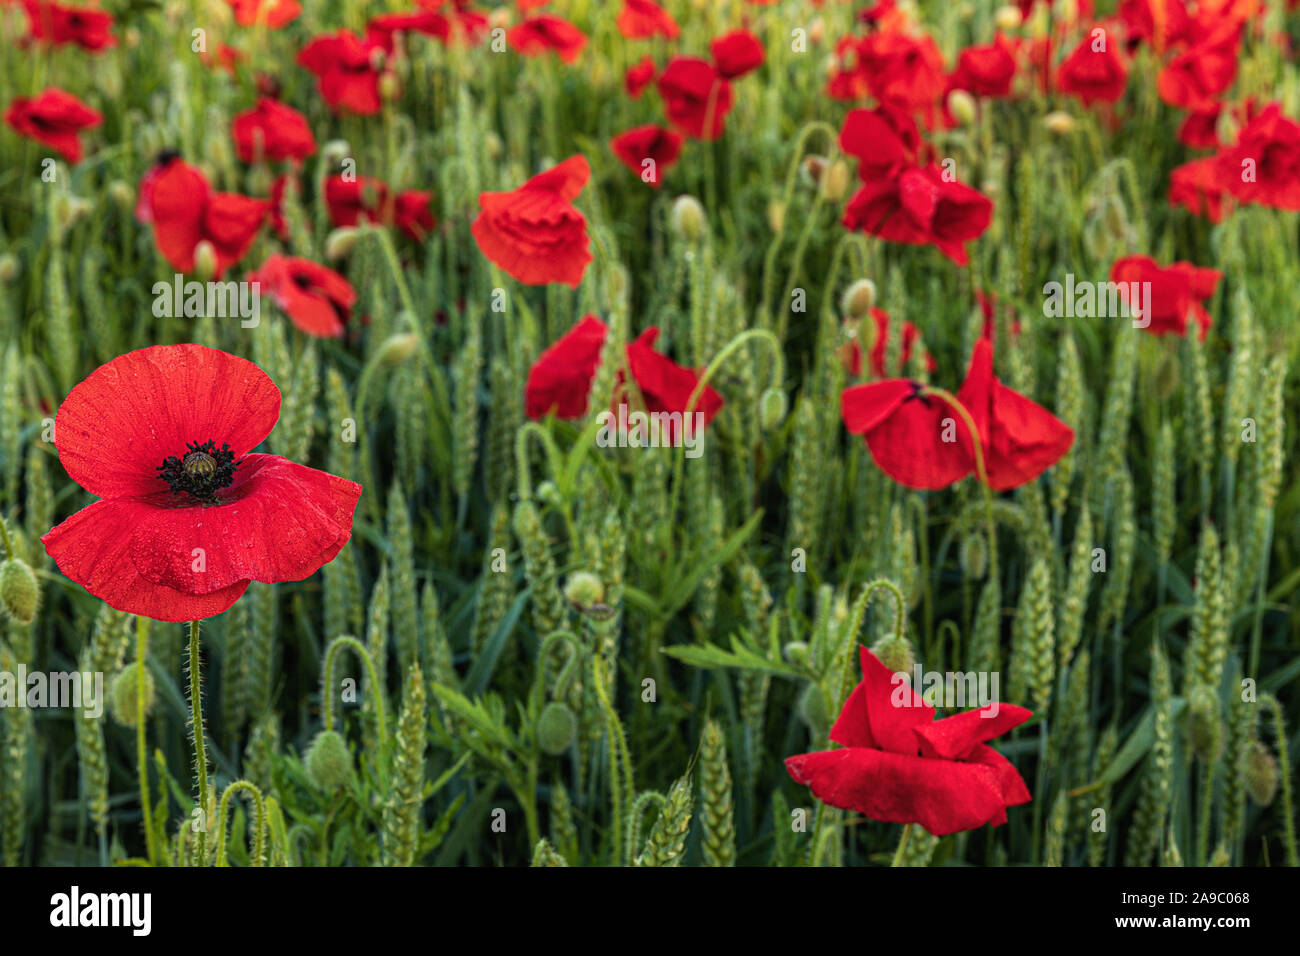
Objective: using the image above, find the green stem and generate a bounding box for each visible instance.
[321,635,388,746]
[135,616,158,865]
[891,823,913,866]
[0,515,13,560]
[214,780,267,867]
[187,620,210,866]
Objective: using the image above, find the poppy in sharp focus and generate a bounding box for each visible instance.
[4,88,101,163]
[41,344,362,622]
[247,254,357,338]
[471,155,592,287]
[786,647,1033,837]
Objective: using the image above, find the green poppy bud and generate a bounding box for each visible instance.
[1243,741,1279,807]
[840,278,877,319]
[871,634,914,677]
[306,730,354,792]
[537,702,576,755]
[108,661,155,727]
[759,387,788,430]
[0,558,39,626]
[670,195,706,241]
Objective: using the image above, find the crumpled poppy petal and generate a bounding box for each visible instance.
[859,645,934,754]
[915,703,1034,760]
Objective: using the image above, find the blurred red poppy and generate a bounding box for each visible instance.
[842,164,992,266]
[4,88,101,163]
[22,0,115,51]
[948,33,1018,98]
[1215,102,1300,210]
[508,15,587,63]
[42,345,362,622]
[617,0,678,40]
[1168,157,1227,221]
[232,98,316,163]
[1056,28,1128,105]
[710,29,764,80]
[226,0,300,28]
[657,57,734,140]
[471,155,592,287]
[247,254,357,338]
[619,328,725,441]
[525,314,608,419]
[838,103,921,180]
[324,175,435,241]
[136,155,268,277]
[609,124,683,188]
[1110,255,1222,339]
[1156,22,1241,112]
[297,30,386,115]
[625,56,657,98]
[786,647,1033,837]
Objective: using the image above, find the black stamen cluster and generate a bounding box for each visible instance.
[157,440,240,504]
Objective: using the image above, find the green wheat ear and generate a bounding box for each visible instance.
[1126,639,1173,866]
[1056,505,1092,673]
[1051,331,1085,519]
[1010,558,1054,713]
[452,318,483,508]
[387,484,419,676]
[1043,792,1069,866]
[531,838,569,866]
[548,780,578,865]
[383,665,427,867]
[635,771,692,867]
[698,719,736,867]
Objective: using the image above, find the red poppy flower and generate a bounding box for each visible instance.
[842,164,993,266]
[201,44,247,75]
[297,30,386,115]
[525,314,608,419]
[136,155,268,277]
[324,176,435,241]
[508,15,587,63]
[1109,255,1221,338]
[1055,29,1128,105]
[1178,107,1221,149]
[231,98,316,163]
[41,345,362,623]
[657,57,734,141]
[609,124,683,189]
[786,647,1033,837]
[4,88,101,163]
[838,103,921,181]
[618,329,725,442]
[1118,0,1193,54]
[948,33,1018,98]
[617,0,678,40]
[625,56,657,98]
[841,377,974,489]
[710,29,764,80]
[955,338,1074,491]
[226,0,300,28]
[839,308,934,379]
[828,29,947,120]
[471,155,592,287]
[22,0,116,51]
[1156,22,1241,112]
[1168,156,1227,221]
[247,254,357,338]
[1215,102,1300,210]
[367,10,452,49]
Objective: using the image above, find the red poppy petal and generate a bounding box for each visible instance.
[828,679,877,749]
[54,344,282,500]
[859,645,934,754]
[42,498,250,622]
[966,744,1033,807]
[126,454,360,595]
[784,746,1014,836]
[915,703,1033,760]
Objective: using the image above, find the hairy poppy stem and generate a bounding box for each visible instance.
[891,823,913,866]
[187,619,210,866]
[134,616,158,865]
[0,515,14,560]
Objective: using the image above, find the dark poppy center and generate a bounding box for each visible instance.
[157,440,240,504]
[903,381,932,407]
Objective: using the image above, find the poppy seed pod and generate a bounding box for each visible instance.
[1243,741,1279,806]
[820,159,851,202]
[563,571,605,610]
[872,634,914,676]
[767,199,785,234]
[670,195,706,241]
[108,661,155,727]
[783,641,809,666]
[108,180,134,211]
[840,278,877,319]
[0,254,18,284]
[800,155,829,190]
[537,701,576,755]
[759,387,788,430]
[306,730,354,791]
[378,72,402,103]
[0,558,39,625]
